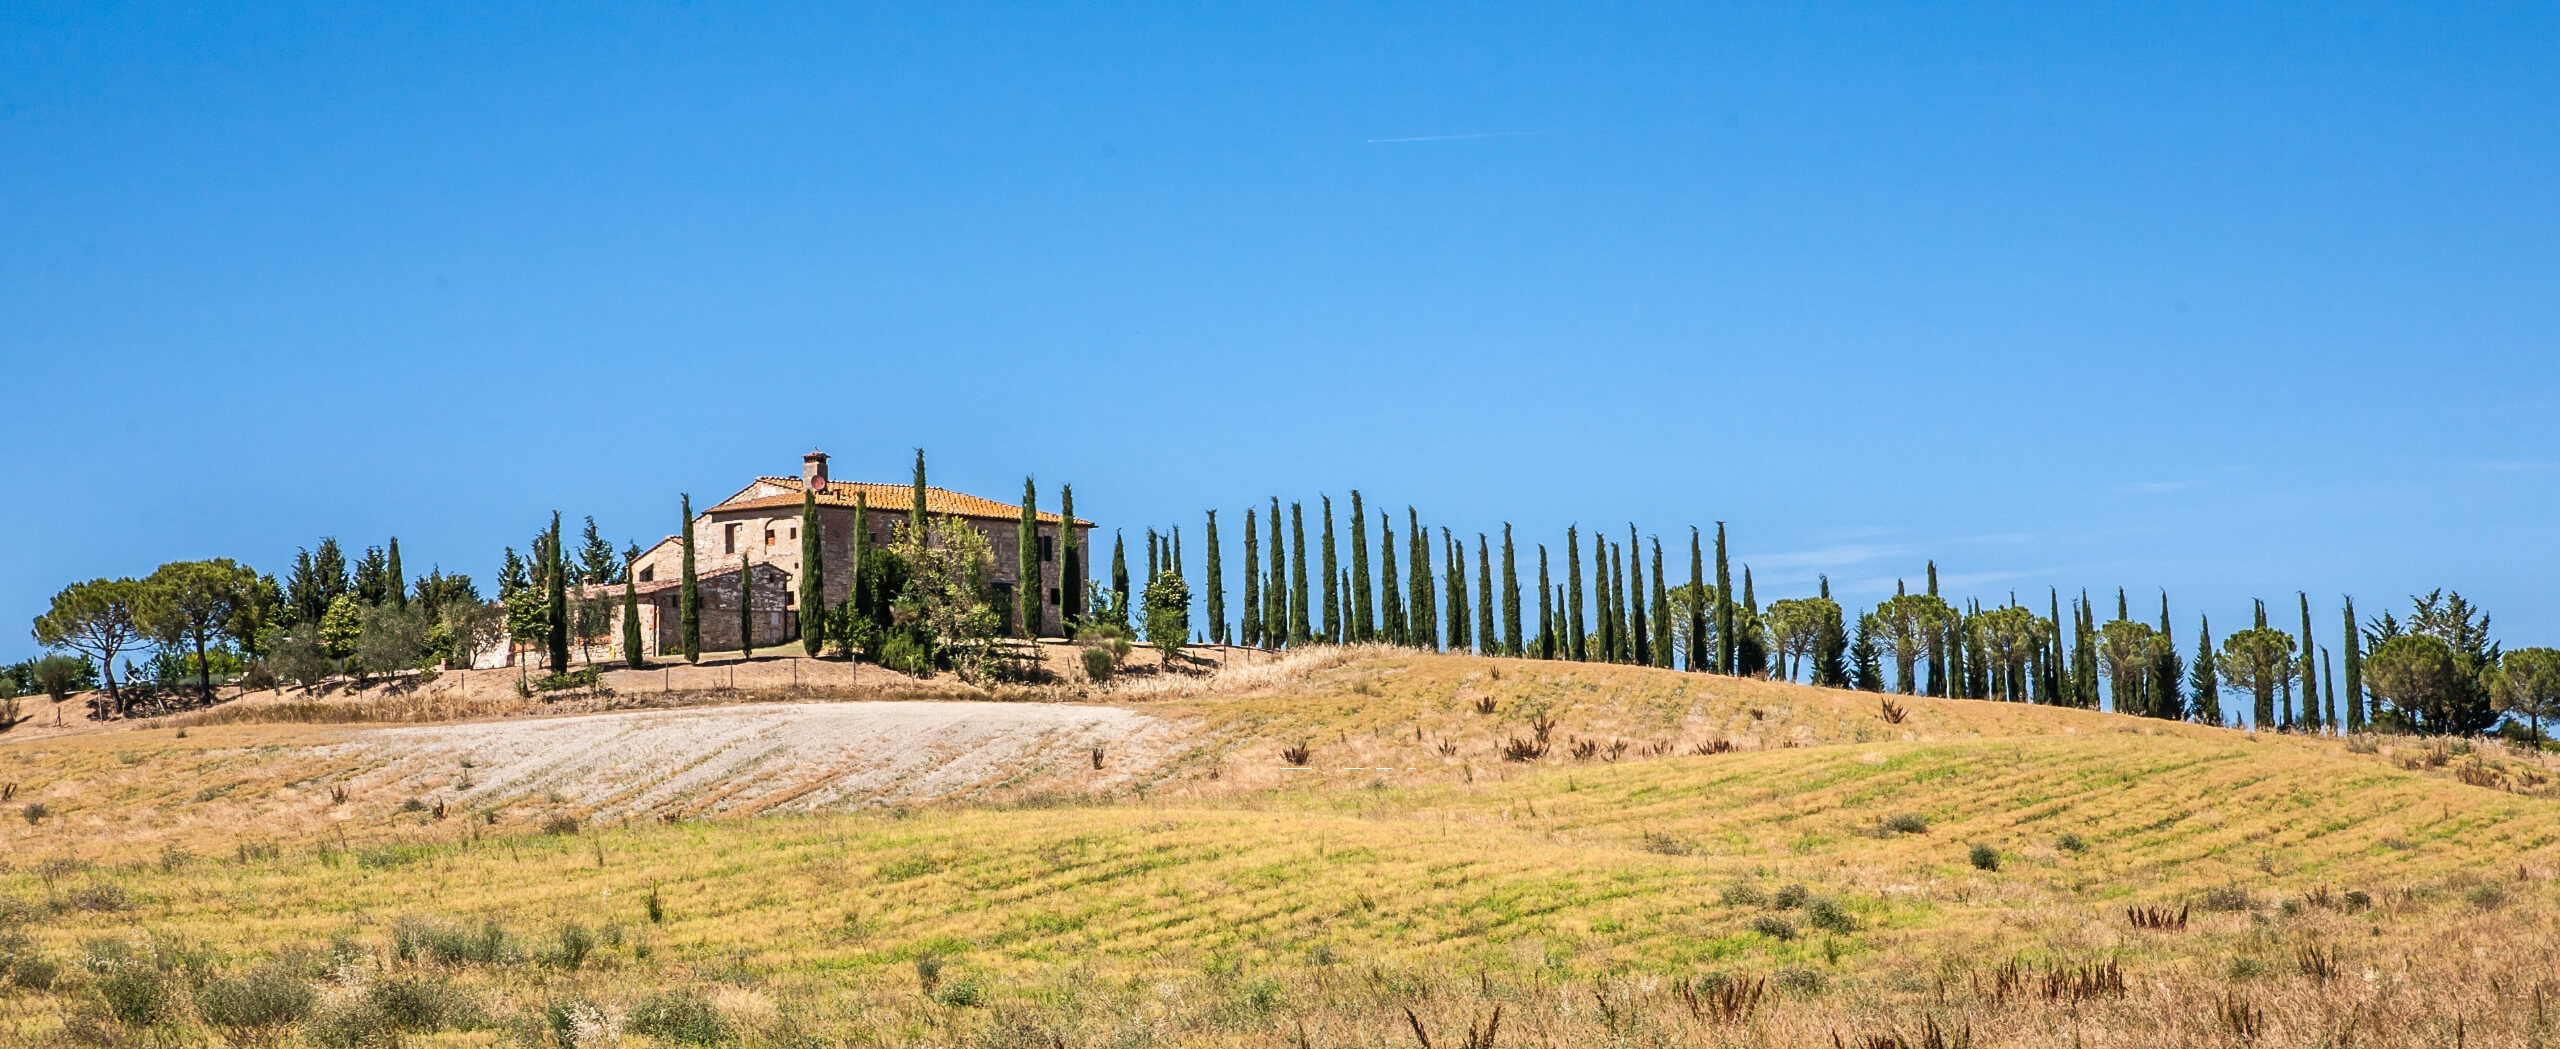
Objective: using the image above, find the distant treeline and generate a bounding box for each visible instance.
[1111,495,2556,742]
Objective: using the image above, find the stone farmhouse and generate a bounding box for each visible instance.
[604,452,1093,656]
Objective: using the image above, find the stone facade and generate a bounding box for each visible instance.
[611,453,1095,653]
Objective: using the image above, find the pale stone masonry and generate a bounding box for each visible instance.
[604,452,1094,656]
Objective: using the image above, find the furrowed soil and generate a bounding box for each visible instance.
[2,646,2557,1048]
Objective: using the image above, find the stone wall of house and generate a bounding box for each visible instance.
[628,509,1093,637]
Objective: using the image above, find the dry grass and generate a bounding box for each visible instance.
[3,650,2558,1047]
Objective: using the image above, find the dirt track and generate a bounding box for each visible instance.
[340,701,1178,818]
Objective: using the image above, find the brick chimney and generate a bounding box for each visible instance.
[802,449,830,492]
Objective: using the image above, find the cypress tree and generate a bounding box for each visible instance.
[1204,510,1225,646]
[1268,499,1288,648]
[2252,599,2276,729]
[1058,486,1080,629]
[622,570,644,668]
[806,489,829,654]
[1289,504,1312,645]
[1612,541,1631,662]
[2075,592,2102,708]
[2298,593,2321,733]
[1736,566,1764,677]
[1714,523,1734,675]
[1566,527,1588,661]
[2343,597,2365,732]
[1338,570,1351,643]
[738,546,755,660]
[850,492,869,637]
[1349,491,1373,642]
[1173,525,1183,577]
[2151,591,2181,718]
[387,538,406,609]
[2323,647,2339,734]
[2189,614,2221,725]
[1406,509,1432,651]
[1851,613,1884,691]
[1648,539,1671,668]
[908,449,929,542]
[1689,529,1707,672]
[1814,575,1847,686]
[2044,589,2065,705]
[1111,532,1130,628]
[1476,535,1497,655]
[1379,514,1404,645]
[1501,526,1522,656]
[1925,561,1945,697]
[1535,547,1554,659]
[1454,532,1474,647]
[1553,585,1569,657]
[1320,496,1339,644]
[1145,528,1159,585]
[546,511,570,674]
[1241,512,1261,647]
[1590,538,1612,661]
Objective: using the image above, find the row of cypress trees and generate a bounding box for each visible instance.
[1123,494,1778,680]
[1120,493,2405,734]
[1835,577,2385,734]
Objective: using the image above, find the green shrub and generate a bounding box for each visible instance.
[1749,915,1797,941]
[392,916,514,967]
[1080,644,1117,683]
[545,923,596,970]
[1773,967,1826,994]
[1882,812,1929,835]
[1718,882,1766,907]
[933,977,987,1007]
[371,976,477,1032]
[1968,843,2001,871]
[1238,977,1284,1017]
[629,990,730,1045]
[7,953,57,991]
[531,667,602,692]
[91,961,179,1027]
[913,952,945,994]
[313,982,481,1049]
[2200,885,2252,912]
[196,963,317,1039]
[880,633,934,678]
[2057,832,2088,853]
[1772,883,1811,909]
[59,880,133,912]
[1803,897,1856,933]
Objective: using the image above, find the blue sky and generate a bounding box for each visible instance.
[4,2,2555,677]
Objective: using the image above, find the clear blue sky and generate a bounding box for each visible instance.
[5,3,2555,675]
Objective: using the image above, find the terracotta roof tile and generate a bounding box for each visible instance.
[709,478,1090,525]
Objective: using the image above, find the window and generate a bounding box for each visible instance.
[764,528,776,546]
[1039,535,1054,562]
[1048,587,1059,605]
[723,523,738,554]
[638,566,655,582]
[789,527,797,539]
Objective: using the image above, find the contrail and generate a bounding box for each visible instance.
[1363,130,1550,144]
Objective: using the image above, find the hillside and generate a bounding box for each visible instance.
[2,650,2556,1047]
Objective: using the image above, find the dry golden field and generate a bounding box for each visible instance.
[3,647,2557,1047]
